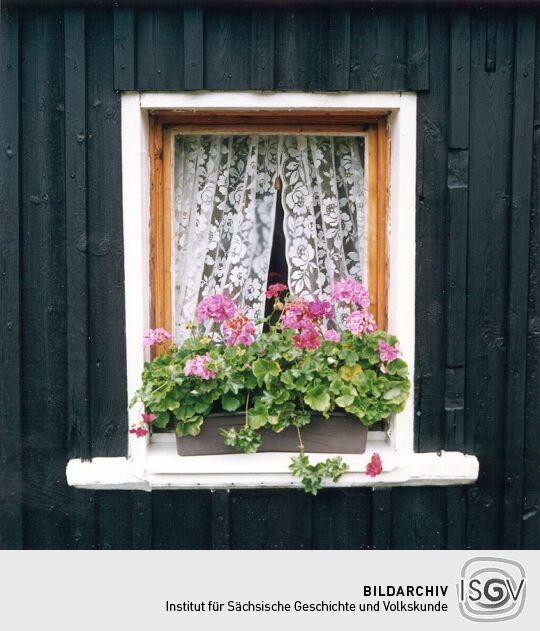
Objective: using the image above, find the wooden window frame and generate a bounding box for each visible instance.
[149,110,390,344]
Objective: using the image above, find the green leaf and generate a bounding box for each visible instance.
[248,405,269,429]
[221,392,243,412]
[252,359,281,381]
[383,387,401,400]
[153,411,170,429]
[336,394,355,408]
[304,386,331,412]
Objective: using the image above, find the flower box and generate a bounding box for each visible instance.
[176,411,368,456]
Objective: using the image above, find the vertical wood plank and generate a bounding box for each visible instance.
[136,9,184,90]
[446,487,467,549]
[203,10,252,89]
[328,11,351,91]
[211,490,231,549]
[152,491,213,549]
[86,10,127,456]
[371,489,392,549]
[183,7,204,90]
[0,8,23,550]
[312,490,371,549]
[449,13,471,150]
[132,491,152,549]
[406,10,429,90]
[504,13,536,549]
[250,10,274,90]
[113,8,135,91]
[415,14,449,452]
[391,488,446,549]
[64,9,90,461]
[20,9,69,548]
[523,14,540,550]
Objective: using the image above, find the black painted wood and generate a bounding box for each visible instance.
[86,11,127,457]
[211,490,231,549]
[0,9,23,550]
[113,8,136,91]
[250,9,274,90]
[449,13,471,150]
[65,9,90,461]
[183,7,204,90]
[371,489,392,550]
[504,13,536,550]
[327,11,351,91]
[406,9,429,90]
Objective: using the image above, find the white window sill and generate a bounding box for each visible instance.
[66,433,479,491]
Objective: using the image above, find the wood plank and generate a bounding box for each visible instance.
[371,489,392,549]
[86,11,128,456]
[328,11,351,91]
[113,8,135,91]
[406,9,429,91]
[203,9,251,89]
[444,367,465,451]
[522,14,540,550]
[152,491,213,549]
[504,12,536,550]
[446,487,466,549]
[312,489,371,549]
[20,9,69,548]
[466,12,514,491]
[250,10,274,90]
[449,13,471,149]
[0,8,23,550]
[211,490,231,549]
[350,10,408,91]
[136,9,184,90]
[64,9,90,461]
[96,492,133,549]
[415,13,449,452]
[183,7,204,90]
[132,491,153,549]
[391,488,446,549]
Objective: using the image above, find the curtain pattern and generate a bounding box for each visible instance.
[173,135,278,341]
[279,135,366,301]
[172,134,366,341]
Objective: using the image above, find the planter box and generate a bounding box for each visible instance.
[176,412,368,456]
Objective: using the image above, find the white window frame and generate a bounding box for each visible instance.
[66,91,478,490]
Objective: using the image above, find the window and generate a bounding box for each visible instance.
[148,111,390,348]
[66,92,479,490]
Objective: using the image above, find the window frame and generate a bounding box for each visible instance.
[148,112,389,343]
[66,91,479,491]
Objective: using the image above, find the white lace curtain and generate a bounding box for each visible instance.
[172,134,366,341]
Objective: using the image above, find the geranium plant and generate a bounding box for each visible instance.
[131,278,410,494]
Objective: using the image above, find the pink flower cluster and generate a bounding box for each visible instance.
[129,411,157,438]
[266,283,288,299]
[378,340,400,363]
[196,294,236,323]
[345,309,377,336]
[221,313,256,346]
[331,278,370,308]
[281,298,335,350]
[143,328,172,347]
[323,329,341,342]
[365,452,383,477]
[183,353,216,380]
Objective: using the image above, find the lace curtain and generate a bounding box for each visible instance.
[173,135,279,341]
[172,134,366,341]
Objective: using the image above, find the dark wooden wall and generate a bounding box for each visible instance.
[0,5,539,549]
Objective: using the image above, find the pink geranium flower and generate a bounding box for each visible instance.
[292,327,321,350]
[345,309,377,335]
[266,283,288,299]
[330,278,370,308]
[221,314,256,346]
[323,328,341,342]
[183,353,216,380]
[195,294,236,323]
[281,299,312,330]
[143,328,172,347]
[365,452,383,477]
[308,300,333,320]
[378,340,400,363]
[129,426,149,438]
[142,412,156,424]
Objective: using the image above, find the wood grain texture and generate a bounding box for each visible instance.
[211,490,231,549]
[406,9,429,90]
[0,8,23,549]
[449,13,471,149]
[113,8,135,91]
[183,7,204,90]
[328,11,351,91]
[250,9,274,90]
[504,13,536,549]
[86,11,127,457]
[136,9,184,90]
[64,9,90,461]
[20,9,69,548]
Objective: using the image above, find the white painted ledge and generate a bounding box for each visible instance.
[66,435,479,491]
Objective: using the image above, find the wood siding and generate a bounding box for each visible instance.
[0,6,539,549]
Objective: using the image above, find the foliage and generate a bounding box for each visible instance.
[131,281,410,493]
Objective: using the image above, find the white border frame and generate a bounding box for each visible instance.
[66,91,478,490]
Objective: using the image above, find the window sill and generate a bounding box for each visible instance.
[66,434,479,491]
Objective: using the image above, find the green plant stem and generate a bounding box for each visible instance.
[245,392,250,428]
[296,425,305,456]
